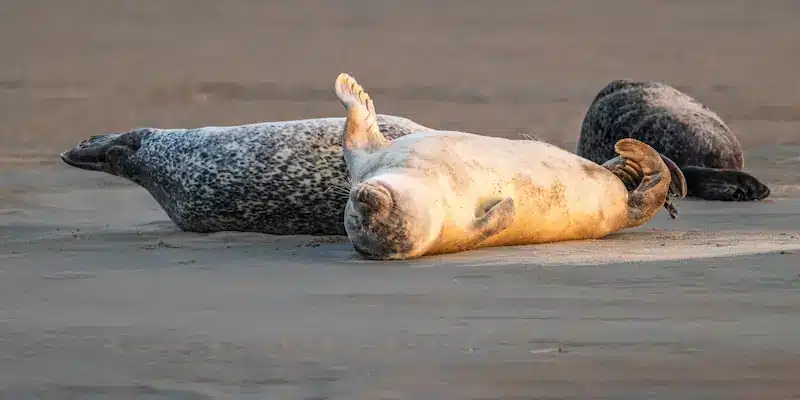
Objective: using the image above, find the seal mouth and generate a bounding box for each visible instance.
[352,242,387,260]
[60,147,108,171]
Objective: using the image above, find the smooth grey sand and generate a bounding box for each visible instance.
[2,171,800,399]
[2,1,800,399]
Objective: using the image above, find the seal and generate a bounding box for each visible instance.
[333,73,687,260]
[60,115,431,235]
[577,79,771,201]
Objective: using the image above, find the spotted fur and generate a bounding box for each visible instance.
[60,115,430,235]
[577,79,770,201]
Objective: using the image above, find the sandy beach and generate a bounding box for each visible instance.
[2,1,800,398]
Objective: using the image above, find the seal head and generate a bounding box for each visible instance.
[60,128,150,181]
[344,174,441,259]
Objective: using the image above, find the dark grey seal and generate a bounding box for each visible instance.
[577,79,771,201]
[60,115,429,235]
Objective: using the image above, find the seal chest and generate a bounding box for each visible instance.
[333,73,684,260]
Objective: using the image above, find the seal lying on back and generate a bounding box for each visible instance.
[60,115,430,235]
[577,79,771,201]
[333,73,687,260]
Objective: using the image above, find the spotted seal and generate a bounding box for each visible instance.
[333,73,686,260]
[60,115,430,235]
[577,79,771,201]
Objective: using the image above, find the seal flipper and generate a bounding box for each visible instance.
[680,166,771,201]
[603,151,687,219]
[466,197,516,248]
[659,154,688,199]
[334,73,389,157]
[608,139,681,227]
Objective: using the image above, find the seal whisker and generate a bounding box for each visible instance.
[333,176,354,190]
[324,176,354,197]
[323,184,352,197]
[519,132,542,141]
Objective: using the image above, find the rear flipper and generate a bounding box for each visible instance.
[602,148,687,219]
[602,139,687,227]
[680,166,771,201]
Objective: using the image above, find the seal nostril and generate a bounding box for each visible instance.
[356,183,393,213]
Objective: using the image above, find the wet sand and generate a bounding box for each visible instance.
[2,0,800,398]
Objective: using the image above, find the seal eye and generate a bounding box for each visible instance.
[105,146,133,174]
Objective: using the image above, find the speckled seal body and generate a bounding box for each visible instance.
[60,115,430,235]
[577,80,770,201]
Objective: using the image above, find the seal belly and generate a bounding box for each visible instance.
[478,163,629,248]
[424,137,630,248]
[402,134,631,250]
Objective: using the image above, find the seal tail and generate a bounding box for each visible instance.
[602,138,687,227]
[334,73,389,153]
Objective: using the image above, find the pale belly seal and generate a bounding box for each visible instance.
[332,73,686,260]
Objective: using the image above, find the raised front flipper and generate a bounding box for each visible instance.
[334,73,390,164]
